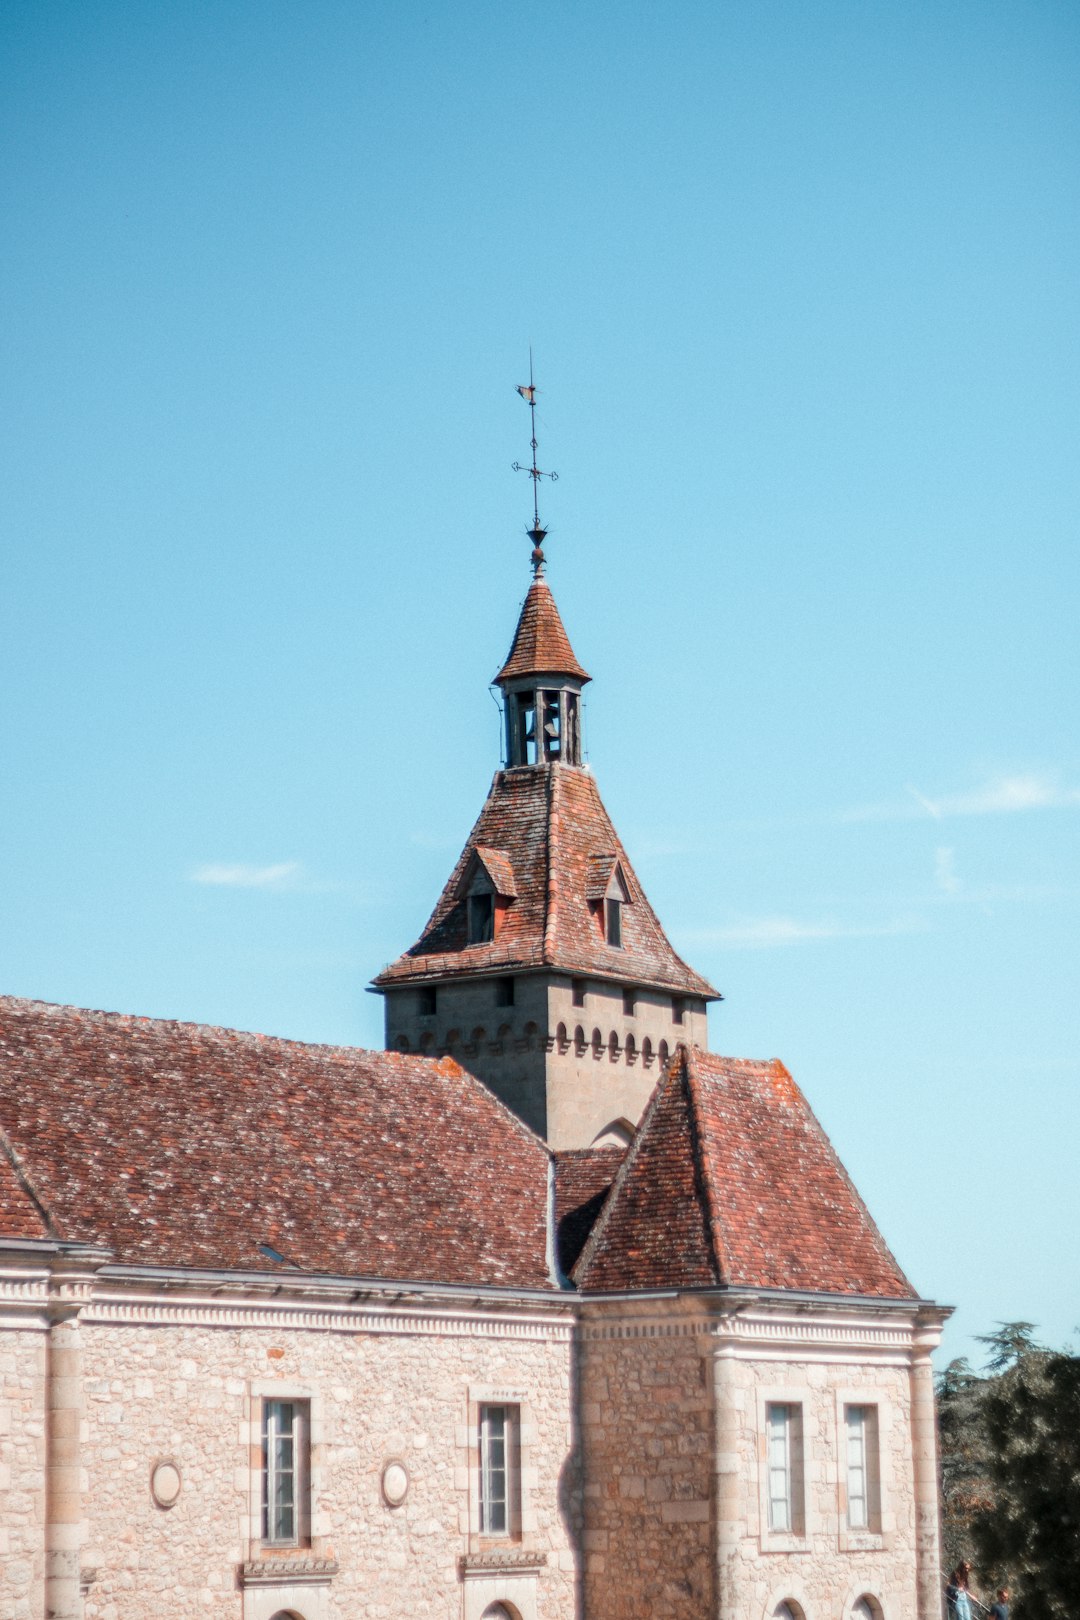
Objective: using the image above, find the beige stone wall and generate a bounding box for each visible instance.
[578,1318,714,1619]
[384,973,709,1149]
[719,1352,919,1620]
[77,1304,578,1620]
[0,1328,46,1620]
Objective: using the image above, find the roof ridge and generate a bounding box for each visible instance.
[541,764,560,964]
[682,1046,731,1286]
[0,993,451,1076]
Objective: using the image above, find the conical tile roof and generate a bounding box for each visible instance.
[372,765,717,998]
[495,576,590,684]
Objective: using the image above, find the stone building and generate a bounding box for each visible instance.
[0,544,949,1620]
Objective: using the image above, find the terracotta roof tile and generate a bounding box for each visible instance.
[373,766,718,998]
[472,845,517,898]
[0,996,556,1288]
[552,1147,624,1275]
[574,1047,915,1298]
[495,577,590,684]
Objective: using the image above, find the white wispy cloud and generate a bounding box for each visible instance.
[844,773,1080,824]
[682,915,925,948]
[190,861,302,890]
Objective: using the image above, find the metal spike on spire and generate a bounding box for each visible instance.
[512,349,558,574]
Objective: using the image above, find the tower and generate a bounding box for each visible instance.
[371,387,720,1148]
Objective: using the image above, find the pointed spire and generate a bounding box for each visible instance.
[495,577,590,686]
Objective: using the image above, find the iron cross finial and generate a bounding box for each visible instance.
[512,350,558,574]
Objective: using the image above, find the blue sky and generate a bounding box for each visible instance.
[2,0,1077,1367]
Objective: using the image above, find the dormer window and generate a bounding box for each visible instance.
[587,855,631,949]
[460,846,517,947]
[468,891,494,944]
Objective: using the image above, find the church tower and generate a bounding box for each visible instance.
[372,396,720,1149]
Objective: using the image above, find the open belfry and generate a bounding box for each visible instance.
[0,389,948,1620]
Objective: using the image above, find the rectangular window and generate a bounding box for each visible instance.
[605,897,622,947]
[571,978,587,1008]
[262,1399,308,1546]
[622,986,636,1017]
[418,984,437,1016]
[495,975,515,1008]
[540,690,561,760]
[766,1402,803,1534]
[479,1404,518,1536]
[845,1404,879,1530]
[468,892,494,944]
[671,996,685,1025]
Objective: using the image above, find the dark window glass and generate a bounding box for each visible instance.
[495,976,515,1008]
[571,978,586,1008]
[606,898,622,948]
[419,985,437,1016]
[468,892,494,944]
[622,987,636,1017]
[672,996,685,1025]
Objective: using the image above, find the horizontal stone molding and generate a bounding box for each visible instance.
[83,1291,575,1342]
[240,1557,338,1587]
[460,1550,548,1576]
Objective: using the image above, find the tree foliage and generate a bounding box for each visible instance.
[937,1323,1080,1620]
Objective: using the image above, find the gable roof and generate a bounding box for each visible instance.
[574,1047,915,1299]
[372,766,719,998]
[467,845,518,899]
[0,996,556,1289]
[495,576,591,684]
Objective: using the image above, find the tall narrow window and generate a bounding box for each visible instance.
[672,996,686,1025]
[622,987,637,1017]
[846,1405,879,1530]
[418,984,437,1016]
[262,1399,308,1545]
[766,1403,802,1534]
[479,1404,517,1536]
[565,693,580,764]
[495,976,515,1008]
[468,891,494,944]
[571,978,587,1008]
[605,897,622,947]
[514,692,537,765]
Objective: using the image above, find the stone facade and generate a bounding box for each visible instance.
[385,973,708,1148]
[1,1256,946,1620]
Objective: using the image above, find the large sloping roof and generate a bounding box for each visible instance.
[0,996,555,1289]
[552,1147,624,1275]
[372,766,718,998]
[495,576,591,684]
[574,1047,915,1298]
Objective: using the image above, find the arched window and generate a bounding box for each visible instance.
[444,1028,460,1051]
[419,1031,434,1053]
[574,1024,586,1056]
[658,1039,670,1067]
[607,1030,620,1061]
[853,1598,884,1620]
[642,1035,654,1067]
[591,1028,603,1059]
[523,1020,539,1050]
[556,1021,569,1053]
[395,1035,410,1052]
[481,1604,520,1620]
[772,1603,805,1620]
[625,1032,637,1064]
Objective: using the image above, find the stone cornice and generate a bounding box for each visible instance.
[459,1549,548,1576]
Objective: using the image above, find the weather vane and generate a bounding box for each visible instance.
[512,349,558,574]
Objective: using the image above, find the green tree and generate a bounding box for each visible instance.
[937,1322,1080,1619]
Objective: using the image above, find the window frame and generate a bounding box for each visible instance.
[467,1388,528,1550]
[758,1393,806,1547]
[835,1390,888,1548]
[253,1391,313,1550]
